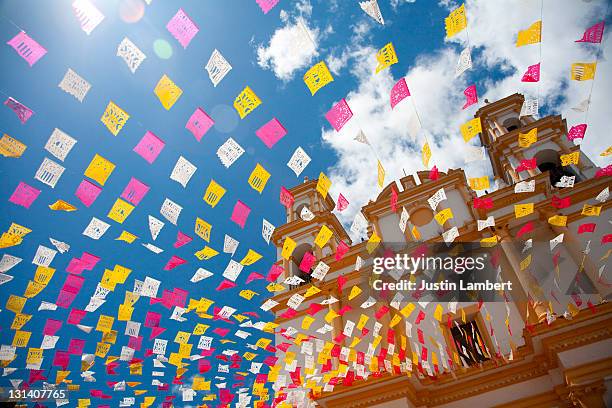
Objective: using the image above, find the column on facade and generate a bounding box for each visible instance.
[496,225,546,323]
[567,380,608,408]
[538,208,607,299]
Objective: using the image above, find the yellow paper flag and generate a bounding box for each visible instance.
[316,172,332,198]
[154,74,183,110]
[100,101,129,136]
[518,128,537,147]
[514,203,534,218]
[516,21,541,47]
[303,61,334,95]
[281,237,297,259]
[375,42,398,73]
[377,160,385,188]
[460,117,482,142]
[84,154,115,186]
[234,86,262,119]
[49,200,77,211]
[248,164,270,193]
[445,4,467,38]
[571,62,597,81]
[203,179,226,207]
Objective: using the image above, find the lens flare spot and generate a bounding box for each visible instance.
[119,0,145,24]
[153,39,173,59]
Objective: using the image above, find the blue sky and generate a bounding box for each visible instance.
[0,0,610,405]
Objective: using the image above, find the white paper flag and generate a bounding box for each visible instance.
[190,268,213,282]
[170,156,197,188]
[555,175,575,188]
[520,98,539,117]
[142,243,163,253]
[428,188,447,211]
[217,137,244,168]
[464,145,486,164]
[117,37,146,73]
[514,179,535,193]
[34,157,65,188]
[477,216,495,231]
[72,0,105,35]
[300,206,315,221]
[58,68,91,102]
[222,260,243,282]
[571,98,590,113]
[148,216,164,240]
[359,0,384,24]
[399,207,409,233]
[595,187,609,202]
[83,217,110,239]
[205,49,232,87]
[0,254,21,272]
[350,212,368,235]
[442,227,459,244]
[354,129,370,145]
[455,47,472,77]
[311,261,330,280]
[223,234,239,255]
[160,198,182,225]
[550,233,564,251]
[287,147,311,177]
[32,245,57,267]
[49,238,70,253]
[45,128,77,162]
[262,219,275,244]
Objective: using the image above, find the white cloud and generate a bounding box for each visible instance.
[391,0,417,11]
[322,0,611,234]
[256,1,320,81]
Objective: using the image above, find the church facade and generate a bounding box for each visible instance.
[266,94,611,407]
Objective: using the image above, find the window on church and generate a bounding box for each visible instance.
[502,117,522,132]
[450,319,490,367]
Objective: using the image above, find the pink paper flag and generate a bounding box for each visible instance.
[335,241,350,261]
[521,63,540,82]
[80,252,100,270]
[299,252,316,272]
[150,326,166,339]
[133,131,165,164]
[231,200,251,228]
[121,177,150,205]
[53,351,70,370]
[144,311,162,327]
[280,187,295,208]
[256,0,280,14]
[9,182,40,208]
[166,8,199,49]
[173,231,192,248]
[256,118,287,148]
[576,21,605,43]
[216,279,237,291]
[390,78,410,109]
[462,85,478,109]
[67,338,86,355]
[6,31,47,66]
[4,97,34,124]
[245,272,264,284]
[43,318,63,335]
[336,193,349,211]
[163,255,187,271]
[66,309,86,325]
[266,264,284,281]
[567,124,587,141]
[325,98,353,131]
[127,336,143,351]
[186,107,214,141]
[75,179,102,207]
[66,258,87,275]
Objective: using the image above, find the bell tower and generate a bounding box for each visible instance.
[270,177,351,284]
[475,93,598,187]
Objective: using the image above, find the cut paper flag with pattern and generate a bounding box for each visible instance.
[576,21,605,43]
[571,62,597,81]
[154,74,183,110]
[256,118,287,148]
[166,8,199,48]
[116,37,146,73]
[205,49,232,87]
[4,97,33,124]
[100,101,129,136]
[303,61,334,95]
[516,20,542,47]
[72,0,105,35]
[390,78,410,109]
[521,63,541,82]
[462,85,477,109]
[7,31,47,66]
[233,86,262,119]
[256,0,280,14]
[325,98,353,131]
[185,107,214,141]
[445,3,467,38]
[359,0,384,25]
[58,68,91,102]
[375,42,398,74]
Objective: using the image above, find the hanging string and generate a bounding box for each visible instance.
[583,0,610,125]
[536,0,544,108]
